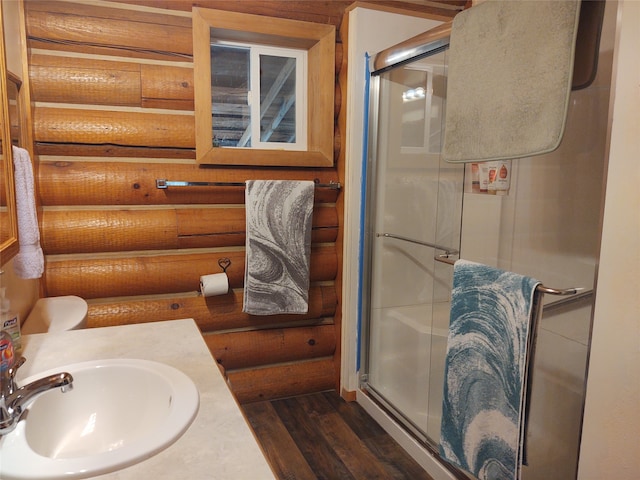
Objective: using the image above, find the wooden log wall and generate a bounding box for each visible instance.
[25,0,334,404]
[24,0,460,403]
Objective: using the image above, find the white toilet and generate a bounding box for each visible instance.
[22,295,88,334]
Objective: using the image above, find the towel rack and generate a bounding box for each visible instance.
[156,179,341,190]
[435,254,584,297]
[376,232,459,255]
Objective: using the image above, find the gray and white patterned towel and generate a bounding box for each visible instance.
[243,180,314,315]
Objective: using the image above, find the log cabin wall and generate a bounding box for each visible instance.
[24,0,461,403]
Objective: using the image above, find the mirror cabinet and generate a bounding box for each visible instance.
[0,7,20,266]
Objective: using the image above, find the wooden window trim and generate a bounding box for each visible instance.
[192,7,335,167]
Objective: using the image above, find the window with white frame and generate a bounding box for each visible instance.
[210,41,307,150]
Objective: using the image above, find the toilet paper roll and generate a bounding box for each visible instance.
[200,273,229,297]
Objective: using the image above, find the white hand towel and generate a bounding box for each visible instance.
[12,145,44,279]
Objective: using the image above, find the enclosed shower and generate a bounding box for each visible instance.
[360,42,463,447]
[357,5,613,479]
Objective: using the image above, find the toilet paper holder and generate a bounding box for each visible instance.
[218,257,231,273]
[198,258,232,297]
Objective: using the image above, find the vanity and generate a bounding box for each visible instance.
[2,319,275,479]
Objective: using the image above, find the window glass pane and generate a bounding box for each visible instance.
[397,63,446,154]
[259,54,296,144]
[210,44,250,147]
[401,70,428,149]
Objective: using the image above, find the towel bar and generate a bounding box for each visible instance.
[156,179,341,190]
[376,232,459,255]
[434,254,584,297]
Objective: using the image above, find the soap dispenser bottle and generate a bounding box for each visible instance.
[0,329,15,375]
[0,288,20,353]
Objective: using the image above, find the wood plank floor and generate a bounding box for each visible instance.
[242,390,436,480]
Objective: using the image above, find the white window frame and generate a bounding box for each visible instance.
[212,40,307,151]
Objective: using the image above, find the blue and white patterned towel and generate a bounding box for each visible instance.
[440,259,540,480]
[243,180,314,315]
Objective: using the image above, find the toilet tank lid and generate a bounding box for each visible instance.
[23,296,88,334]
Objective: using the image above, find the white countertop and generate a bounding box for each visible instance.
[12,319,276,480]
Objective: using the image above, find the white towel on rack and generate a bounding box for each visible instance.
[442,0,581,163]
[12,146,44,279]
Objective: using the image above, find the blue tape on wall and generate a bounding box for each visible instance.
[356,52,371,373]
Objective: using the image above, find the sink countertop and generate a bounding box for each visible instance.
[16,319,276,480]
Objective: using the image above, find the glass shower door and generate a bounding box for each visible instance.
[361,46,464,445]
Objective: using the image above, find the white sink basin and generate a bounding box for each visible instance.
[0,358,199,479]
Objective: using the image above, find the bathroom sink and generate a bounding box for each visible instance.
[0,358,199,480]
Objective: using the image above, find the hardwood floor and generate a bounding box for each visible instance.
[242,391,436,480]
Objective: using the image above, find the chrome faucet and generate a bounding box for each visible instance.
[0,333,73,435]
